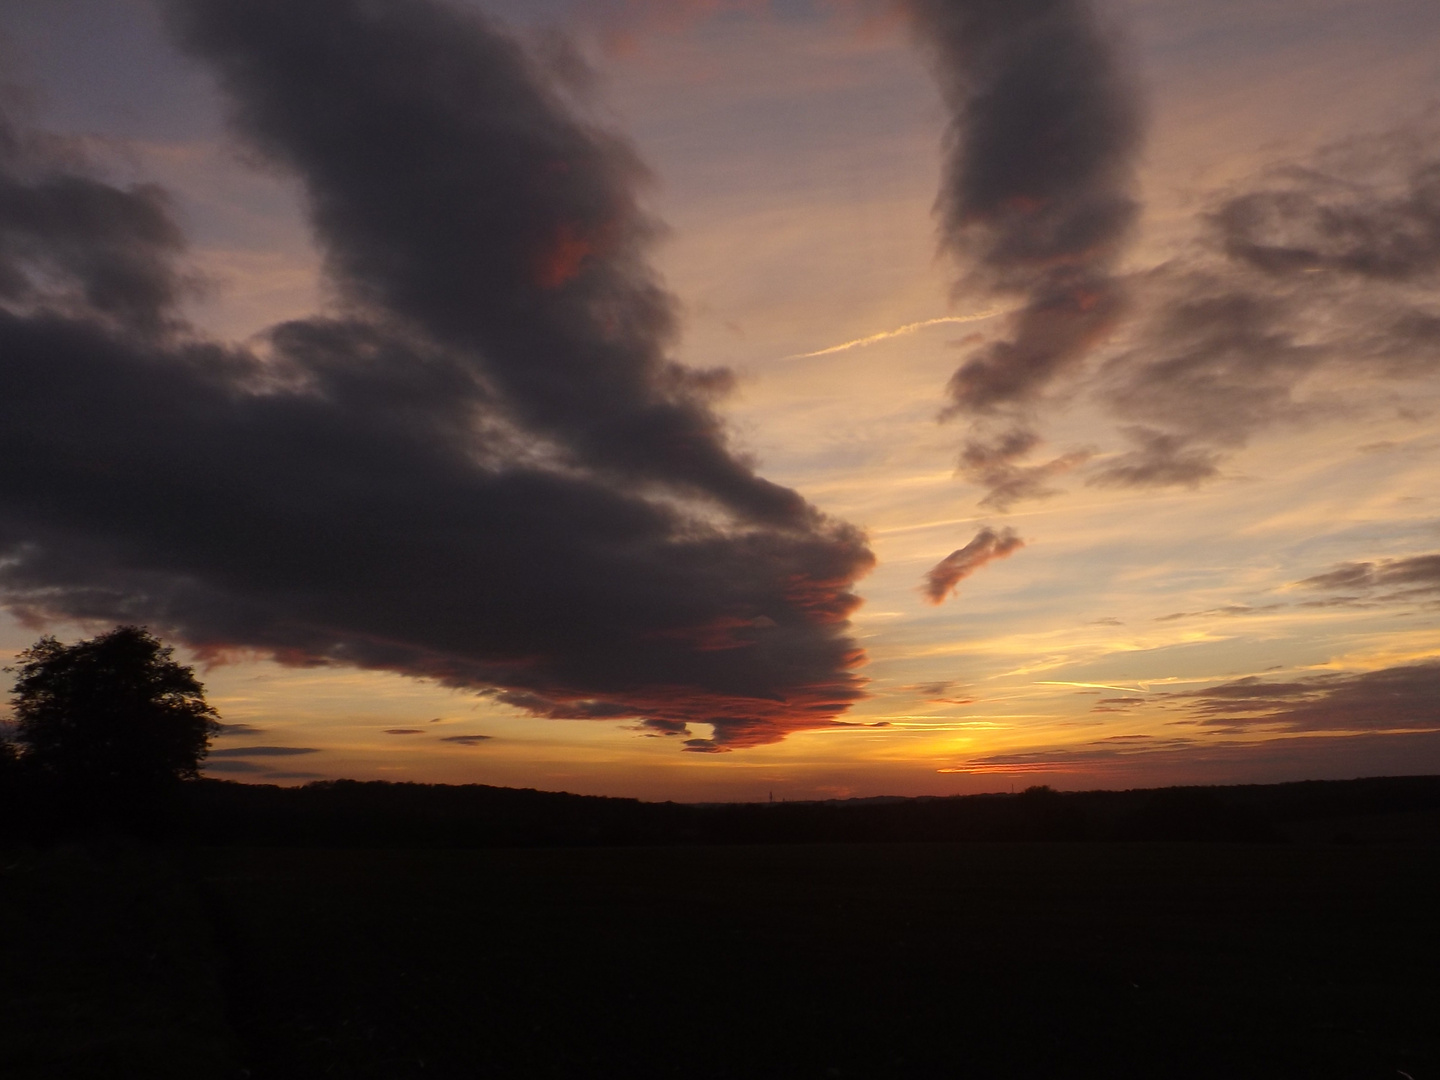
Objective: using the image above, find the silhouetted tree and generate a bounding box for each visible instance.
[8,626,218,819]
[0,733,18,788]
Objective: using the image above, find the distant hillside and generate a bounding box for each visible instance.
[157,774,1440,847]
[7,771,1438,847]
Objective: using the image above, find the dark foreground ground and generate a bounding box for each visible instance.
[4,839,1439,1079]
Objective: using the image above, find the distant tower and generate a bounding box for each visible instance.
[769,789,774,804]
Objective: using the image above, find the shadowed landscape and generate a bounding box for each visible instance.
[4,776,1440,1079]
[3,0,1440,1075]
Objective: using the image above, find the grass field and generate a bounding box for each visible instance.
[6,841,1439,1078]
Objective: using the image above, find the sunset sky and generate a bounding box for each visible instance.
[1,0,1438,801]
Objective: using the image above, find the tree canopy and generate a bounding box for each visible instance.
[8,625,218,797]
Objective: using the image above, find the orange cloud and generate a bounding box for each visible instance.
[532,221,596,289]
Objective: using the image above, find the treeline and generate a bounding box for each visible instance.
[9,771,1436,847]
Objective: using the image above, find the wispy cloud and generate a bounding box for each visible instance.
[1178,661,1440,732]
[1295,553,1440,596]
[439,734,493,746]
[208,746,321,758]
[1089,123,1440,491]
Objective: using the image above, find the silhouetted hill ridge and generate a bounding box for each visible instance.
[6,770,1438,846]
[168,773,1440,847]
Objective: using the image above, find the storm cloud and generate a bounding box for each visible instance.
[907,0,1142,507]
[0,0,873,752]
[922,526,1024,604]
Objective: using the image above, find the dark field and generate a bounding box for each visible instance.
[6,840,1439,1079]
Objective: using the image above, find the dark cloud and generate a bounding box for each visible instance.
[165,0,803,527]
[0,112,189,334]
[0,0,873,754]
[214,722,265,736]
[384,728,425,735]
[207,746,322,758]
[907,0,1142,506]
[922,526,1024,604]
[957,427,1091,510]
[637,718,691,737]
[1179,662,1440,733]
[1296,553,1440,596]
[1213,156,1440,283]
[1087,425,1219,489]
[438,734,492,746]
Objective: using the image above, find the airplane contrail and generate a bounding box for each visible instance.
[786,309,1009,359]
[1035,680,1149,694]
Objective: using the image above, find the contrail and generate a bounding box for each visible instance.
[786,309,1007,359]
[1036,680,1148,694]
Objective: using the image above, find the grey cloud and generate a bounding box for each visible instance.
[438,734,492,746]
[384,728,425,735]
[0,0,874,755]
[945,728,1440,781]
[1180,662,1440,733]
[164,0,802,527]
[207,746,322,758]
[1087,425,1220,490]
[0,115,188,333]
[922,525,1024,604]
[1213,159,1440,283]
[214,722,265,736]
[907,0,1143,507]
[957,427,1092,510]
[1094,273,1321,458]
[1089,127,1440,490]
[1296,553,1440,595]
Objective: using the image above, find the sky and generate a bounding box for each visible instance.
[0,0,1438,801]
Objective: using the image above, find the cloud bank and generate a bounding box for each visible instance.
[0,0,873,752]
